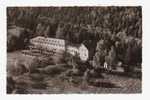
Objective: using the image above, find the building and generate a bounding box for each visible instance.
[25,36,89,61]
[66,43,89,61]
[78,44,89,61]
[30,36,66,55]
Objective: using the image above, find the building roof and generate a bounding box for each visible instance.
[30,36,65,45]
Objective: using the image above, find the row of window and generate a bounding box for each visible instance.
[31,40,65,47]
[29,45,65,53]
[34,38,64,44]
[67,49,78,55]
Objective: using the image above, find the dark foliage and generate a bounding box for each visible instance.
[7,7,142,70]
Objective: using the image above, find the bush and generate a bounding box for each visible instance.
[7,26,29,52]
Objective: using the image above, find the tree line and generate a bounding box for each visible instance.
[7,7,142,71]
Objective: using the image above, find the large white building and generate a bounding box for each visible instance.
[28,36,89,61]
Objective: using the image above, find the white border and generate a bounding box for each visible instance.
[0,0,143,6]
[1,0,150,100]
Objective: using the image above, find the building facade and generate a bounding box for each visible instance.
[26,36,89,61]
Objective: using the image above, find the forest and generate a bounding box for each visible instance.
[7,7,142,71]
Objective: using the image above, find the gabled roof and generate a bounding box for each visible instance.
[82,40,92,50]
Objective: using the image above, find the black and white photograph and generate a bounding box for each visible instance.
[7,6,142,94]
